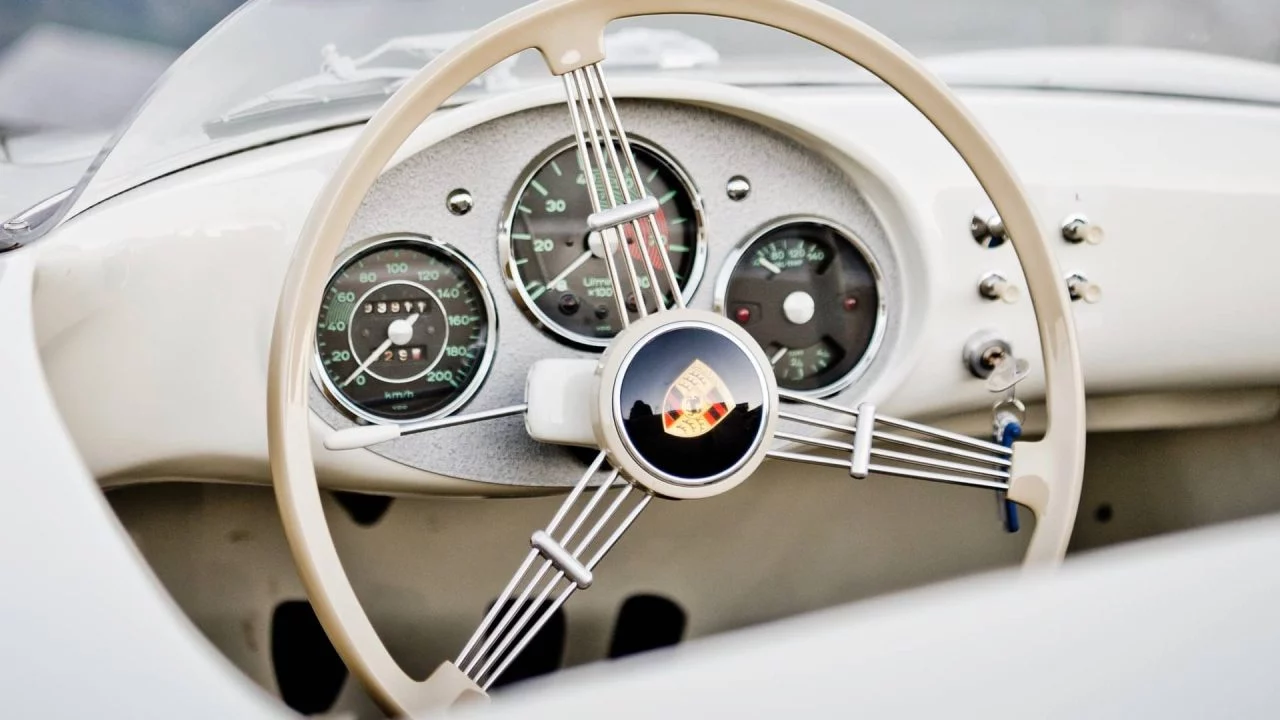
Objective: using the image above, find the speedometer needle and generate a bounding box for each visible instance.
[341,312,420,388]
[531,251,593,301]
[770,346,789,365]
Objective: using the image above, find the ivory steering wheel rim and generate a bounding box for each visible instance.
[267,0,1086,714]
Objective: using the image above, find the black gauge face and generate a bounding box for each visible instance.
[505,140,703,347]
[721,221,882,394]
[315,237,495,423]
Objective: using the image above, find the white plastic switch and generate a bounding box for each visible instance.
[524,358,598,447]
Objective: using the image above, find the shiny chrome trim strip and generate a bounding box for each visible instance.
[0,187,75,253]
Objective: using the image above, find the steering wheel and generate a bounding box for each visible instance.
[268,0,1085,714]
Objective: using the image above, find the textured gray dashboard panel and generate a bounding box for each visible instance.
[310,100,903,487]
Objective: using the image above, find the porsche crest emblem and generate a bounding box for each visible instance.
[662,359,735,439]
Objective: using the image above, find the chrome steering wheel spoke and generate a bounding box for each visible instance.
[433,65,684,685]
[454,452,651,690]
[767,390,1014,492]
[561,62,684,317]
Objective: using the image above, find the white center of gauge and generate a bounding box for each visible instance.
[587,229,619,259]
[783,291,816,325]
[388,317,416,346]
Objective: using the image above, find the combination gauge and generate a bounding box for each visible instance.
[717,219,884,396]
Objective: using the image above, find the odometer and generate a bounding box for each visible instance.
[502,139,705,348]
[315,236,496,423]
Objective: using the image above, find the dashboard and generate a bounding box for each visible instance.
[308,99,905,487]
[29,78,1280,493]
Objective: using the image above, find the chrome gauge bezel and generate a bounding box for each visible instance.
[712,216,888,399]
[499,136,708,350]
[311,233,499,426]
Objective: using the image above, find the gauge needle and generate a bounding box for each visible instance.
[532,251,593,301]
[770,346,789,365]
[341,312,420,388]
[759,258,783,275]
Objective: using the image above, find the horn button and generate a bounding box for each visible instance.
[594,310,777,500]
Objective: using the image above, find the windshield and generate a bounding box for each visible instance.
[7,0,1279,230]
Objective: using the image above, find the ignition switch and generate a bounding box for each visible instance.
[962,330,1013,379]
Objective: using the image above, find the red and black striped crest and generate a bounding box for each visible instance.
[662,359,736,438]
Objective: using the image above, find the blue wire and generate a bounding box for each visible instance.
[998,420,1023,533]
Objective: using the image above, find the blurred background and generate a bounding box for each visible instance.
[0,0,243,133]
[1,0,1278,137]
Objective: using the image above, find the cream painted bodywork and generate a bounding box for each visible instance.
[4,17,1280,717]
[0,253,284,719]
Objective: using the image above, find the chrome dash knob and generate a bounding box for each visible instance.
[1066,273,1101,303]
[1062,214,1104,245]
[978,272,1021,304]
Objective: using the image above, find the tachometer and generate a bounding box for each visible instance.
[502,138,705,348]
[314,235,496,424]
[716,219,884,396]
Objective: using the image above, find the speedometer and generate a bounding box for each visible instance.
[502,138,705,348]
[314,235,496,424]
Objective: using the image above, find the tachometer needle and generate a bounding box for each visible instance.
[341,312,420,388]
[531,251,593,301]
[770,346,789,365]
[759,258,783,275]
